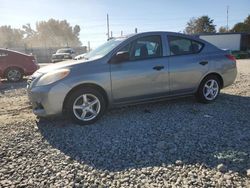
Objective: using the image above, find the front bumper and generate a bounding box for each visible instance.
[27,82,71,117]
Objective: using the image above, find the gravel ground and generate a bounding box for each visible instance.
[0,60,250,187]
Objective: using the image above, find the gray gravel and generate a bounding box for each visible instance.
[0,60,250,187]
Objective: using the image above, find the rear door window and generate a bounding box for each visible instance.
[168,35,203,56]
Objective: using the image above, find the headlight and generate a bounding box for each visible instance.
[32,71,42,78]
[36,69,70,86]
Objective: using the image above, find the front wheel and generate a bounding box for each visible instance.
[6,68,23,82]
[65,87,106,125]
[196,75,221,103]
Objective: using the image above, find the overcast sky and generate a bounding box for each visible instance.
[1,0,250,48]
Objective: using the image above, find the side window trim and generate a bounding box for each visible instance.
[167,35,204,57]
[117,35,163,63]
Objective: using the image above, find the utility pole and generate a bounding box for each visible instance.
[121,30,123,36]
[107,14,110,40]
[135,28,138,33]
[227,6,229,32]
[88,41,90,52]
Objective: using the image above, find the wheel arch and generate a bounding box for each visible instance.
[4,66,24,77]
[199,72,224,90]
[63,83,109,110]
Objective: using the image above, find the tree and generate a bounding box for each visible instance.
[22,24,37,47]
[22,24,36,38]
[0,26,24,48]
[231,15,250,32]
[73,25,81,36]
[0,19,82,48]
[34,19,82,47]
[185,16,216,34]
[185,18,196,34]
[218,26,228,33]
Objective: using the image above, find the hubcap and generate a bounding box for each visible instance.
[8,69,21,81]
[73,94,101,121]
[203,79,219,100]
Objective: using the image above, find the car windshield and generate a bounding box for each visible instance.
[84,38,126,60]
[56,49,72,54]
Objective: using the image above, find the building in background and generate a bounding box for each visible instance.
[196,33,250,58]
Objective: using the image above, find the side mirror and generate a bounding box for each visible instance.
[112,51,129,63]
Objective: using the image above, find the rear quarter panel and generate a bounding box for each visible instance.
[210,52,237,88]
[199,44,237,88]
[6,52,37,76]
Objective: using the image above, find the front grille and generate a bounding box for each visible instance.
[27,72,43,89]
[27,76,35,85]
[52,55,64,59]
[27,75,38,88]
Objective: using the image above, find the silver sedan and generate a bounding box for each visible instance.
[27,32,237,125]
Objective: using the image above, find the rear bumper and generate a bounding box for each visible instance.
[222,66,237,88]
[27,83,70,117]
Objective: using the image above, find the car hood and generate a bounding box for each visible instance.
[52,53,70,56]
[37,60,88,74]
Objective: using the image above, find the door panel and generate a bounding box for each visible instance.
[169,54,208,94]
[110,35,170,103]
[111,58,169,103]
[167,35,208,94]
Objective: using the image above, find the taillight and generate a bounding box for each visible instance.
[225,54,236,62]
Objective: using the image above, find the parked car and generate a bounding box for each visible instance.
[27,32,237,125]
[74,53,87,60]
[51,48,75,63]
[0,48,38,82]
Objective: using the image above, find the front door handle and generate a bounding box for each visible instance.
[153,65,164,71]
[199,61,208,66]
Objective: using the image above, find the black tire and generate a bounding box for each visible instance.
[65,87,106,125]
[5,68,23,82]
[195,75,221,103]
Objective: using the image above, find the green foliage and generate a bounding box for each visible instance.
[218,26,228,33]
[185,16,216,34]
[231,15,250,32]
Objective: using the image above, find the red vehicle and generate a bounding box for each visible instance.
[0,48,38,82]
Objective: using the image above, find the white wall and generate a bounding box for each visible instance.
[200,34,241,51]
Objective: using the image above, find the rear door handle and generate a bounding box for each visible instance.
[153,65,164,71]
[199,61,208,66]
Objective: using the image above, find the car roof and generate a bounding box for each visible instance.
[0,48,31,56]
[136,31,201,38]
[57,48,74,50]
[119,31,207,44]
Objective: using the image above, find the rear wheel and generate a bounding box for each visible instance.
[65,87,106,125]
[6,68,23,82]
[196,75,221,103]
